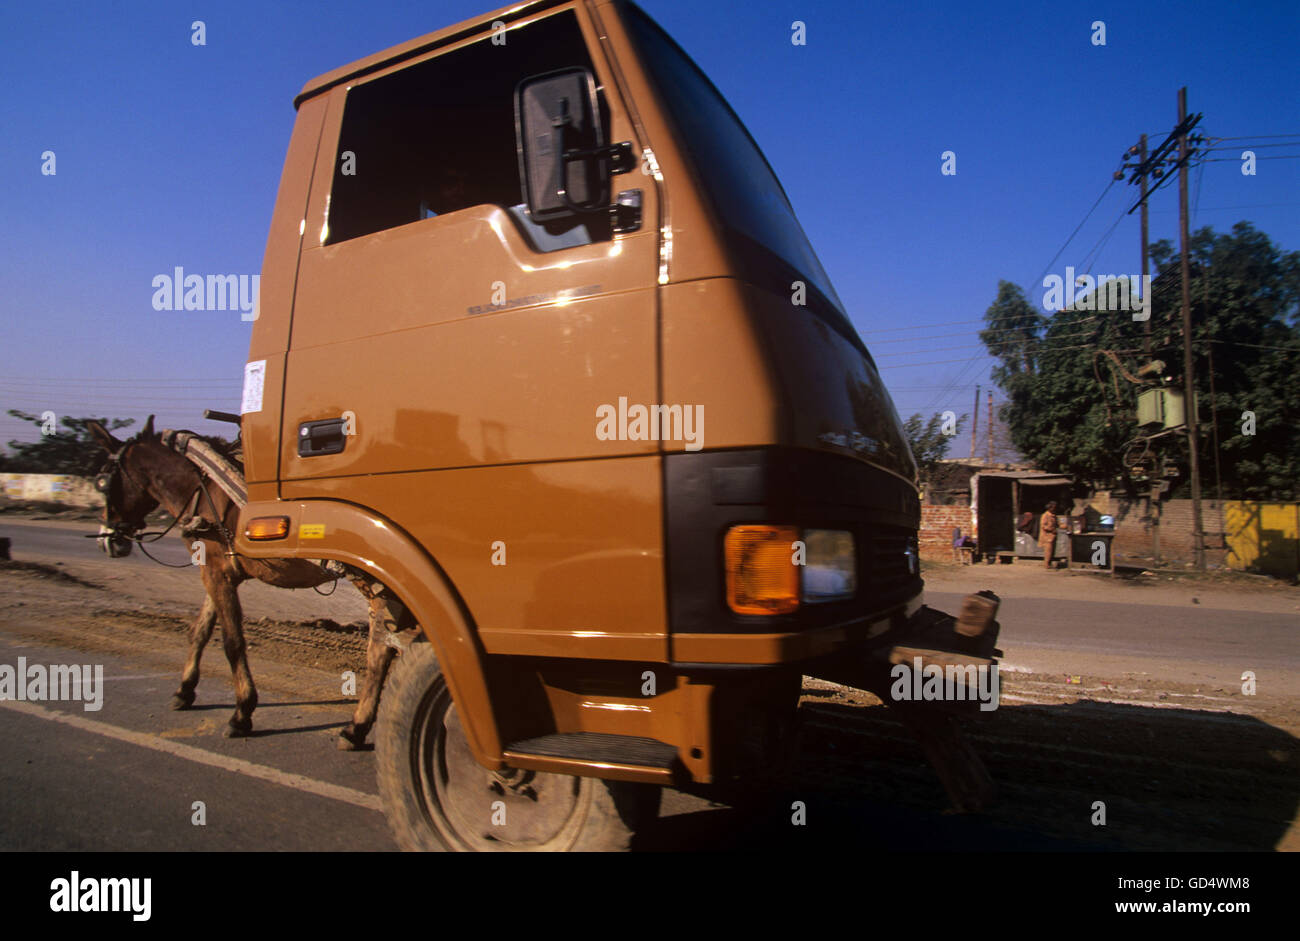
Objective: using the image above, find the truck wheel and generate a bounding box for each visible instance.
[376,641,660,851]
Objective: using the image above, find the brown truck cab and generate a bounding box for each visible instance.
[235,0,959,850]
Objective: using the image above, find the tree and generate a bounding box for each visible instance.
[979,280,1045,389]
[2,411,135,475]
[903,410,968,482]
[981,223,1300,498]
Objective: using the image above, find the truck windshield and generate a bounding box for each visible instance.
[622,3,855,340]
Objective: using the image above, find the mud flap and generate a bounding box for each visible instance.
[807,591,1002,813]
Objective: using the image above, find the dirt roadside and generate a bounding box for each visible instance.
[921,553,1300,613]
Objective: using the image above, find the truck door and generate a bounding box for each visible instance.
[278,6,668,661]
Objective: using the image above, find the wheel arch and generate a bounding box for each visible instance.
[234,497,503,766]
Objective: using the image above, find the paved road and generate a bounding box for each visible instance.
[928,588,1298,676]
[2,517,1296,851]
[1,633,1098,851]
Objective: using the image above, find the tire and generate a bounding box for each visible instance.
[376,641,661,851]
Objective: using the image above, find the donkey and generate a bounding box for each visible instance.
[87,416,411,746]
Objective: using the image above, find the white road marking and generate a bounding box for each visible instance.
[100,673,175,682]
[0,699,382,812]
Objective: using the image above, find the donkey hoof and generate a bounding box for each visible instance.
[170,692,195,711]
[336,727,366,751]
[224,718,253,738]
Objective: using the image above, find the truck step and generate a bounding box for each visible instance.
[506,732,678,767]
[503,733,679,783]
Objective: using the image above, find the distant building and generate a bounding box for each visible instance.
[920,458,1071,557]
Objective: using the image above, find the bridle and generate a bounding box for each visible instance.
[91,432,342,592]
[89,439,230,568]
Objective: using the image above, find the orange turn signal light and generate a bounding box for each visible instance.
[724,525,800,615]
[245,516,290,541]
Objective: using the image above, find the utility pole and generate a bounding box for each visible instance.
[1139,133,1151,355]
[986,391,994,465]
[1123,97,1202,568]
[1140,132,1159,560]
[1178,86,1206,572]
[969,385,979,461]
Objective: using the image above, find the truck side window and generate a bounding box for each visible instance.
[326,11,606,248]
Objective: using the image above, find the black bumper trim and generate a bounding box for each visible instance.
[664,447,923,635]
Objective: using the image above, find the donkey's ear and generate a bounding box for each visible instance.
[86,420,124,453]
[142,415,156,439]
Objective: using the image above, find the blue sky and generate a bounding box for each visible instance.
[2,0,1297,448]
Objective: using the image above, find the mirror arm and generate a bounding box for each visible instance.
[555,142,636,212]
[561,141,634,171]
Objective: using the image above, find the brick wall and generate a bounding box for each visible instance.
[920,492,1232,566]
[1089,492,1227,565]
[920,504,974,551]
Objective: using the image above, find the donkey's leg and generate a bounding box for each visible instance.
[171,594,217,710]
[338,595,401,750]
[205,564,258,738]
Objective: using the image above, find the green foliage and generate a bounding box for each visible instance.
[982,223,1300,499]
[2,411,135,475]
[979,280,1046,390]
[903,410,968,481]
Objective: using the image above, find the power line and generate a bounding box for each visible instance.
[1207,132,1300,141]
[2,377,239,385]
[1032,177,1120,291]
[1203,338,1300,353]
[1196,154,1300,162]
[1201,141,1300,150]
[1192,154,1205,224]
[874,345,987,359]
[867,320,1100,347]
[880,356,1000,369]
[1147,202,1300,212]
[858,316,1011,335]
[879,341,1144,370]
[918,357,985,414]
[875,329,1106,362]
[858,305,1103,340]
[1074,205,1130,276]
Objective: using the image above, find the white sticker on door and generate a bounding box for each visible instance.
[241,360,266,414]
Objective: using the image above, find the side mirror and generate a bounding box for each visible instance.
[515,68,612,221]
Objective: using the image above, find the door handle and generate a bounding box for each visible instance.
[298,418,347,456]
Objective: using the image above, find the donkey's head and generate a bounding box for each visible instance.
[87,415,163,557]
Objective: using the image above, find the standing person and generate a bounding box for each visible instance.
[1040,501,1060,570]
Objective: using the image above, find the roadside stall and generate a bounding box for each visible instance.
[970,470,1073,562]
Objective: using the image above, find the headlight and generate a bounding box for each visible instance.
[802,529,856,603]
[724,525,857,614]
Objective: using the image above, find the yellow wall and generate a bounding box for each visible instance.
[1224,502,1300,578]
